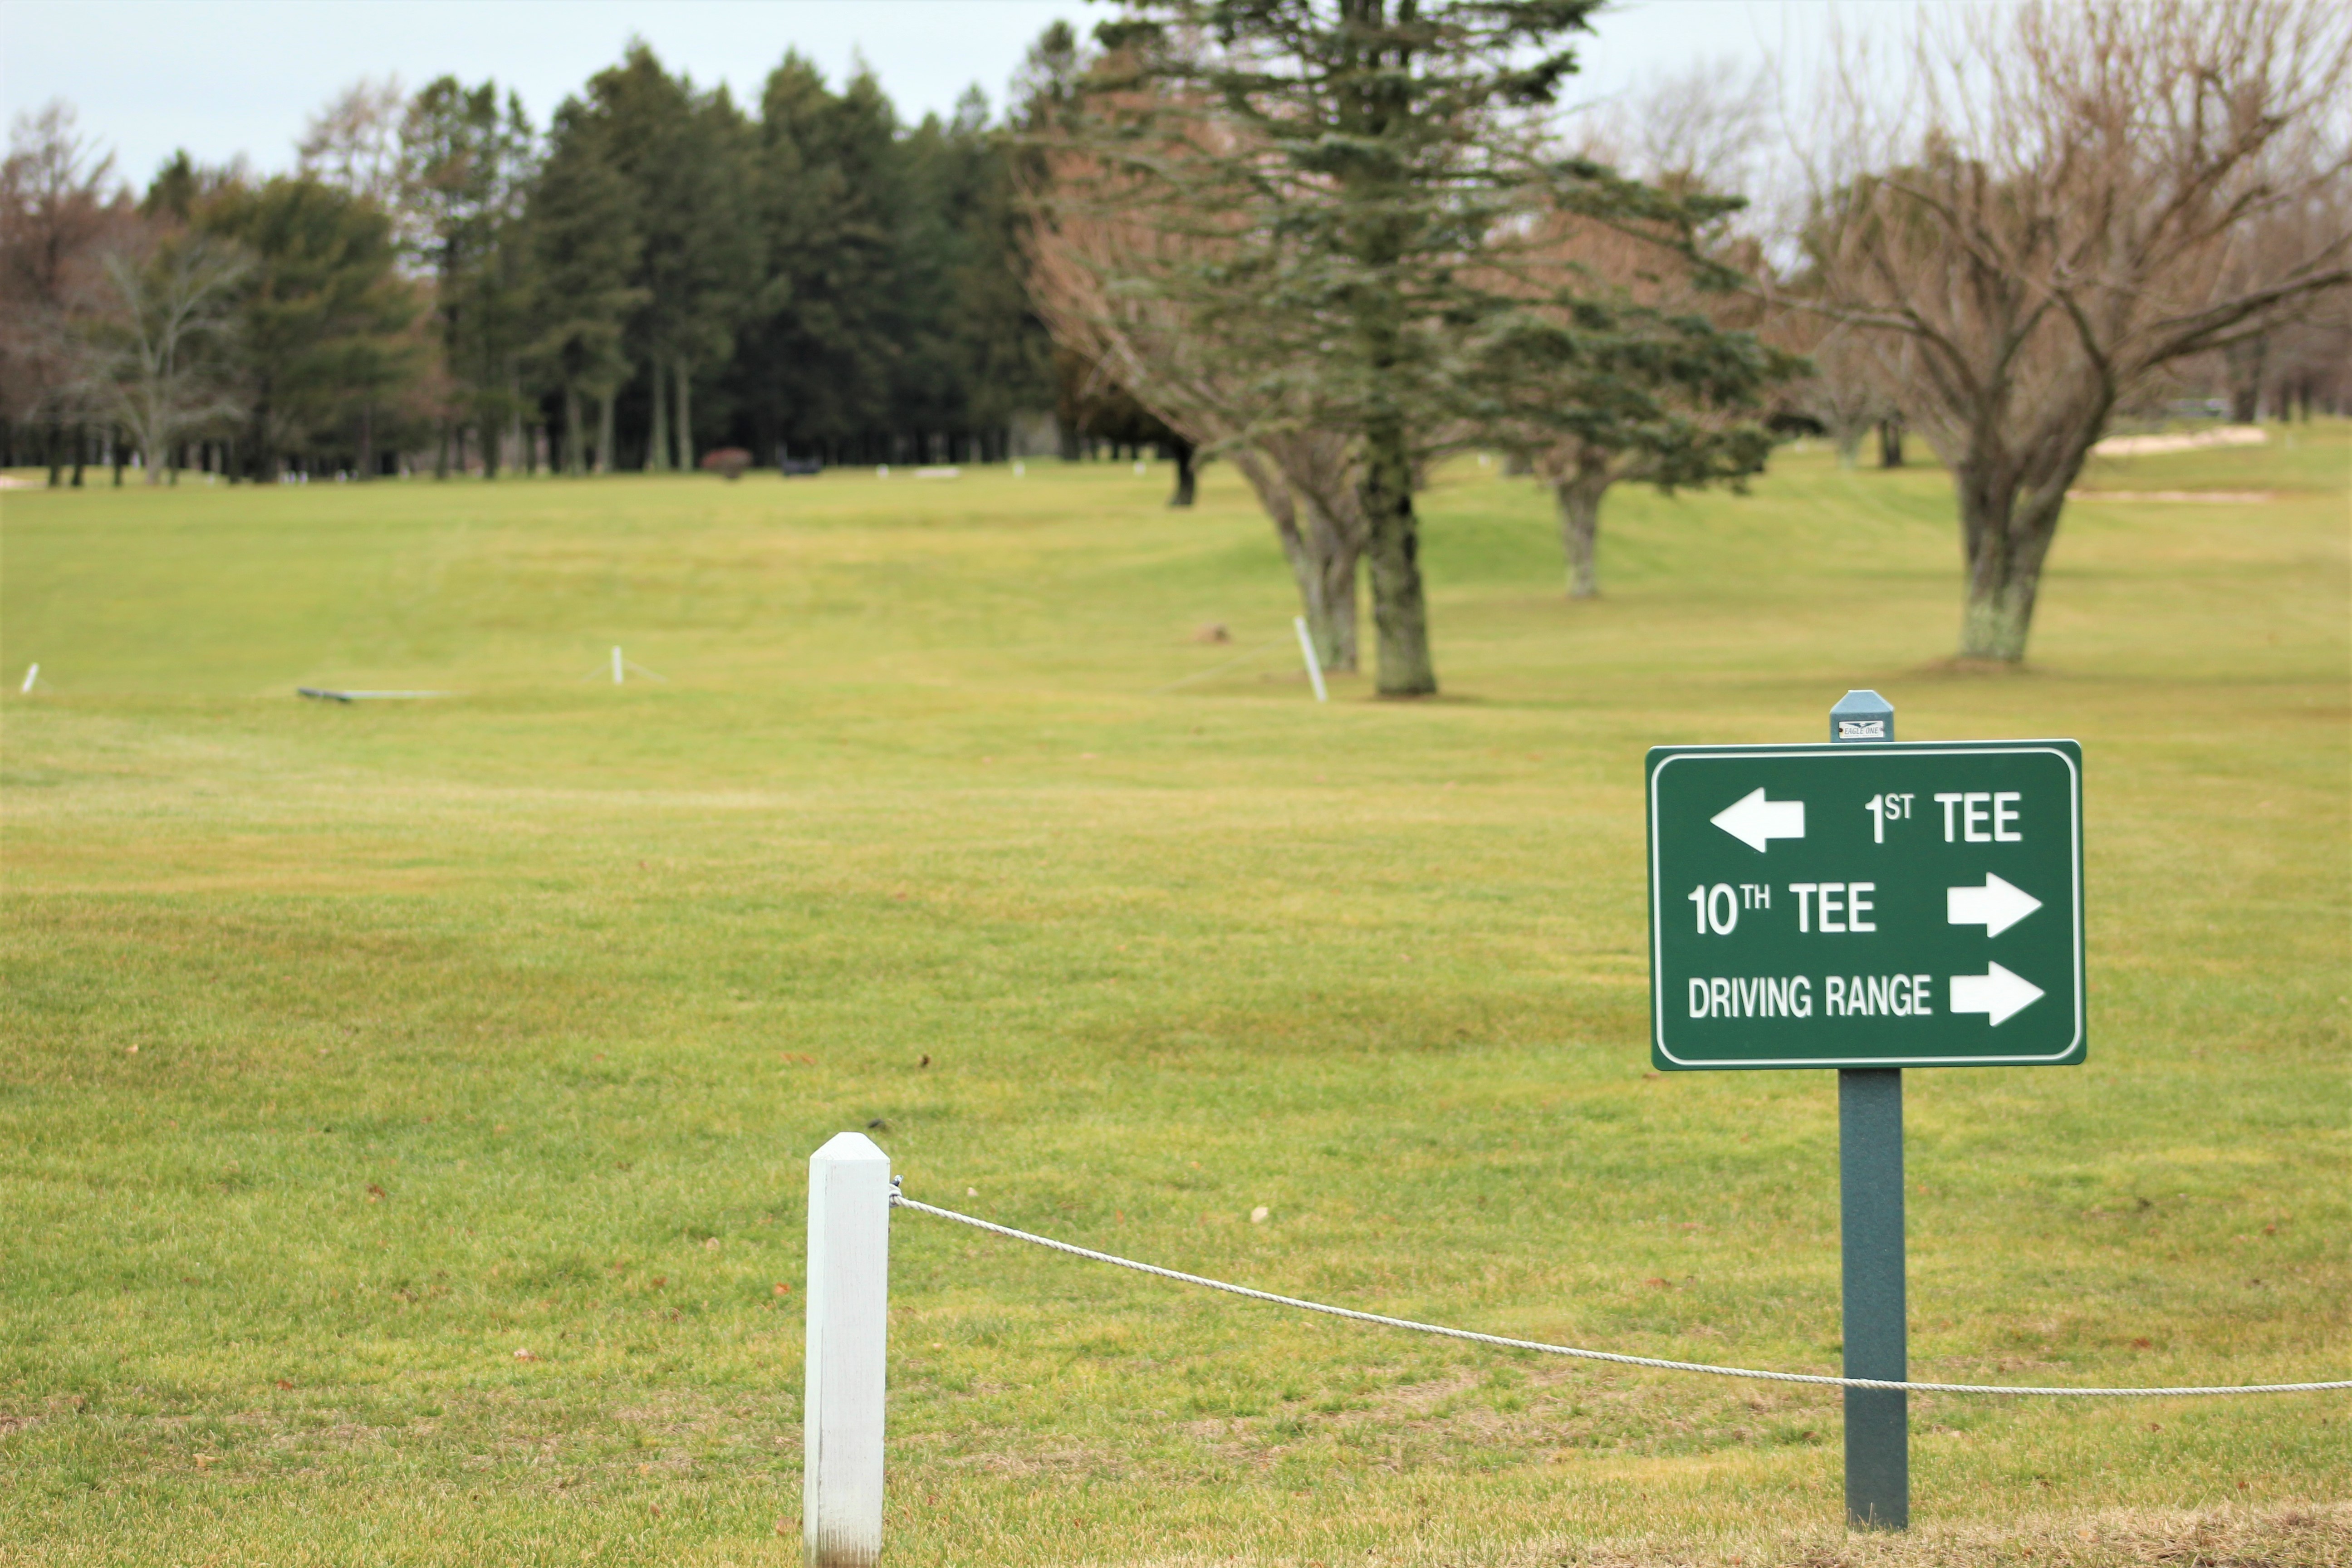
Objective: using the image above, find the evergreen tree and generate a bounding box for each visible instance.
[577,46,758,472]
[735,55,907,465]
[401,78,537,476]
[524,96,643,474]
[197,175,420,478]
[1077,0,1737,696]
[919,89,1057,461]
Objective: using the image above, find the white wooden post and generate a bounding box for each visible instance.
[1293,617,1328,703]
[611,646,625,685]
[804,1132,891,1567]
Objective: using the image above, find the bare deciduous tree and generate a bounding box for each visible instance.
[0,101,130,485]
[298,77,409,211]
[1798,0,2352,662]
[2211,147,2352,419]
[1771,314,1898,467]
[1585,56,1774,216]
[86,231,249,483]
[1490,65,1794,600]
[1026,159,1370,669]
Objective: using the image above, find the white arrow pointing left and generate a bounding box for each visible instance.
[1710,788,1806,853]
[1948,962,2045,1026]
[1946,873,2043,937]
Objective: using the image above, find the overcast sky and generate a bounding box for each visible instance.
[3,0,1887,192]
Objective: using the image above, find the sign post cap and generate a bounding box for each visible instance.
[1831,690,1895,743]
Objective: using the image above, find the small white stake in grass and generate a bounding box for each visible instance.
[805,1132,891,1568]
[1293,617,1327,703]
[20,663,36,693]
[612,646,624,686]
[1013,461,1025,477]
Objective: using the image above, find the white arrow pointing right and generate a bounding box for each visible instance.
[1948,962,2045,1026]
[1946,873,2043,937]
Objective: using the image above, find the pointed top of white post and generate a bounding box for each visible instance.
[812,1130,890,1165]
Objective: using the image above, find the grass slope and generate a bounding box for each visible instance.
[1,430,2347,1566]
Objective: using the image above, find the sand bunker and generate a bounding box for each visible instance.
[2090,425,2268,457]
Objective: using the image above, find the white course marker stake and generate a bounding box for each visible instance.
[611,646,624,686]
[804,1132,892,1568]
[20,663,37,694]
[1292,617,1327,702]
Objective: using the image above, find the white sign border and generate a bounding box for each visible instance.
[1647,742,2085,1070]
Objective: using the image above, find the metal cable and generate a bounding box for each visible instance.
[892,1194,2350,1398]
[1148,631,1298,693]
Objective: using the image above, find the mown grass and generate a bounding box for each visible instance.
[1,427,2346,1567]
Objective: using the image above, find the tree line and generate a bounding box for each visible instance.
[0,44,1057,485]
[5,2,2345,678]
[1024,0,2347,685]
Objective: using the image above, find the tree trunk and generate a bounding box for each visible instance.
[596,395,616,475]
[358,406,376,481]
[674,359,695,473]
[1317,534,1359,672]
[46,421,63,487]
[71,423,86,487]
[1231,445,1360,673]
[1167,441,1196,507]
[1294,490,1361,673]
[1360,418,1436,696]
[1955,465,2074,662]
[562,387,582,475]
[1275,522,1361,676]
[1554,469,1612,599]
[509,369,527,477]
[2227,336,2267,423]
[1877,417,1905,468]
[647,362,670,472]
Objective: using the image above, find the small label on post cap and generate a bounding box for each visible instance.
[1837,720,1886,740]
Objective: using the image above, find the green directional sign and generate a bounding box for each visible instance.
[1646,740,2085,1070]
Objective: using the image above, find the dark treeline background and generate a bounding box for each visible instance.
[0,38,1071,482]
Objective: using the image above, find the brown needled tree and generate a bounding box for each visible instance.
[1025,127,1372,670]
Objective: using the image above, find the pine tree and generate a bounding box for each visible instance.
[197,175,421,479]
[402,78,538,476]
[1075,0,1739,696]
[578,46,759,472]
[523,97,642,475]
[736,56,908,465]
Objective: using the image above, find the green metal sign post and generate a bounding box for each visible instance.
[1645,693,2086,1529]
